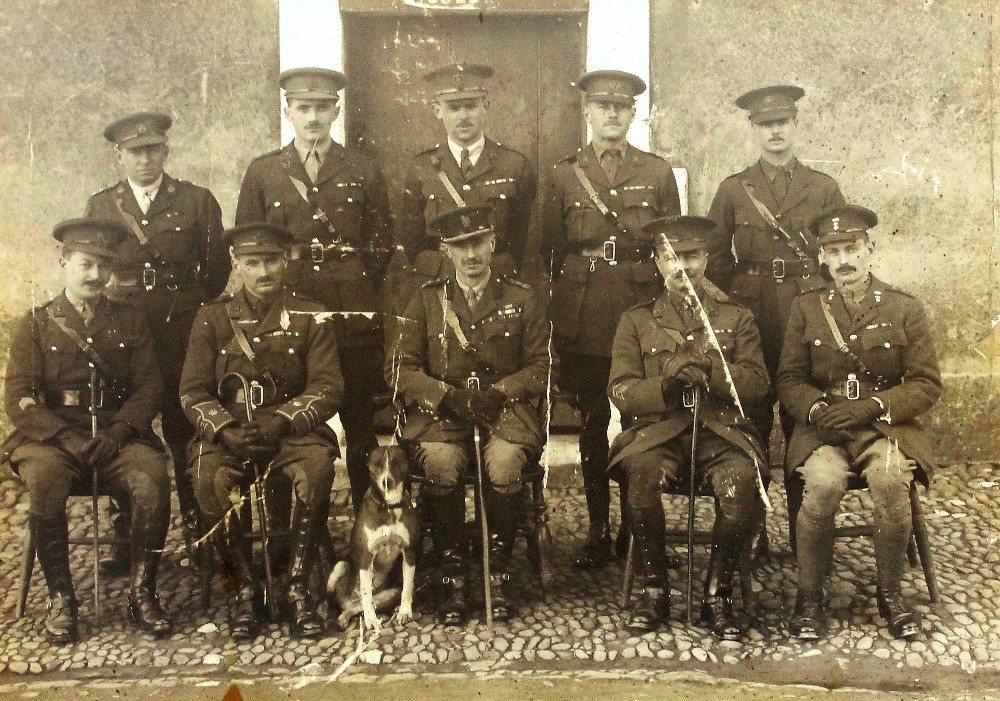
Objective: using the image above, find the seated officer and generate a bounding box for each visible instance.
[1,218,172,643]
[180,222,344,640]
[607,215,769,639]
[389,205,552,624]
[777,205,942,640]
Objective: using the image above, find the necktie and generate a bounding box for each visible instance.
[465,287,478,311]
[79,303,94,325]
[773,168,791,202]
[138,190,153,215]
[460,148,472,178]
[843,291,862,318]
[601,148,621,182]
[305,152,320,183]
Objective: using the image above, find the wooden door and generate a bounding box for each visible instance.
[342,5,588,275]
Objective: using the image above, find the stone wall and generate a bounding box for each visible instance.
[649,0,997,461]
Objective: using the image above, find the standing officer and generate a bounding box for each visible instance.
[390,205,552,624]
[236,67,393,513]
[392,63,536,314]
[777,205,941,641]
[180,222,343,640]
[608,215,768,638]
[2,219,173,642]
[85,112,229,572]
[706,85,845,451]
[548,70,681,568]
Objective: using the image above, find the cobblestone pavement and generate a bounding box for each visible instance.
[1,436,999,696]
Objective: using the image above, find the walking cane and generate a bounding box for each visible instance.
[470,378,493,633]
[686,384,702,625]
[89,366,101,625]
[219,372,277,620]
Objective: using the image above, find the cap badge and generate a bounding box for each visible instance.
[831,217,840,231]
[453,74,464,85]
[137,124,147,134]
[461,214,471,229]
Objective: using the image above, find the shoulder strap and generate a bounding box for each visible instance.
[435,168,466,207]
[50,313,110,376]
[283,159,340,240]
[571,161,628,237]
[227,315,277,387]
[439,284,471,350]
[739,180,814,260]
[819,296,871,375]
[113,196,150,246]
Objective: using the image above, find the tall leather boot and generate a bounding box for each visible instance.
[615,478,630,559]
[98,498,131,577]
[213,520,260,640]
[126,501,172,637]
[286,497,324,638]
[32,512,78,644]
[789,508,835,640]
[429,486,468,625]
[574,445,614,569]
[627,504,670,631]
[873,516,919,639]
[487,488,520,622]
[701,517,748,641]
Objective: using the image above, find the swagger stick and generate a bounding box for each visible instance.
[89,366,101,624]
[473,422,493,633]
[686,385,702,625]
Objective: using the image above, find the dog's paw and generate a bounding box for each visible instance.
[396,601,413,625]
[362,608,382,634]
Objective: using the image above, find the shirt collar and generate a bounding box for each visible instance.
[64,288,100,318]
[455,272,491,301]
[240,287,277,319]
[293,136,333,165]
[127,173,163,200]
[592,138,628,161]
[448,134,486,168]
[758,157,798,183]
[835,274,872,302]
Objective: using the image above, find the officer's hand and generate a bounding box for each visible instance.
[83,436,121,467]
[676,365,708,387]
[819,399,883,431]
[218,425,257,460]
[250,415,291,448]
[442,388,477,421]
[469,388,506,426]
[54,428,89,463]
[687,352,713,374]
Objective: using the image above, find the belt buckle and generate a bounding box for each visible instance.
[772,259,786,279]
[682,386,696,408]
[93,386,104,409]
[142,267,156,291]
[310,240,325,264]
[467,375,480,391]
[603,239,617,264]
[62,390,81,407]
[846,375,860,400]
[249,380,264,409]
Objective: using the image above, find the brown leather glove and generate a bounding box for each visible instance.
[82,422,134,467]
[54,428,88,463]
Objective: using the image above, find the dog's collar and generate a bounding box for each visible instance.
[371,488,409,511]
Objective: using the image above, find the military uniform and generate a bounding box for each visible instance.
[180,223,344,640]
[547,70,681,566]
[390,205,553,623]
[1,219,172,643]
[607,215,767,637]
[776,205,942,640]
[85,112,229,564]
[706,86,846,446]
[235,68,393,513]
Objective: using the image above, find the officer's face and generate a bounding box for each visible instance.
[117,143,168,186]
[444,233,495,283]
[433,97,489,146]
[584,100,636,142]
[62,250,113,302]
[284,98,339,143]
[819,236,874,287]
[655,246,708,294]
[233,252,288,300]
[753,116,797,158]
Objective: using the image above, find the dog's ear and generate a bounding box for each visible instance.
[368,446,387,474]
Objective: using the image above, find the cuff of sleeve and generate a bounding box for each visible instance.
[807,400,829,425]
[870,394,890,423]
[275,395,324,436]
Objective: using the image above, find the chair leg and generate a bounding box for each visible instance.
[17,525,36,619]
[909,483,940,603]
[620,533,636,610]
[785,474,804,556]
[524,479,551,593]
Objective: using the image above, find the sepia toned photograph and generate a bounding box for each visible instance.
[0,1,995,699]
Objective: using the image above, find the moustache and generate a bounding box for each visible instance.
[835,265,856,274]
[256,278,276,285]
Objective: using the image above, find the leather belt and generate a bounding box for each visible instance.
[112,263,200,292]
[738,258,816,280]
[570,243,648,265]
[45,388,123,411]
[289,241,360,264]
[826,375,886,401]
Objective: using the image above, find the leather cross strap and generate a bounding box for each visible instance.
[114,197,150,246]
[226,314,277,389]
[435,168,466,207]
[571,160,630,238]
[284,163,340,240]
[740,180,814,261]
[819,296,871,376]
[438,283,493,374]
[50,313,110,376]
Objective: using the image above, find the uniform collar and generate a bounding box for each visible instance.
[293,135,334,165]
[455,270,491,302]
[127,173,163,201]
[592,138,628,161]
[757,156,798,183]
[447,134,486,168]
[834,273,872,302]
